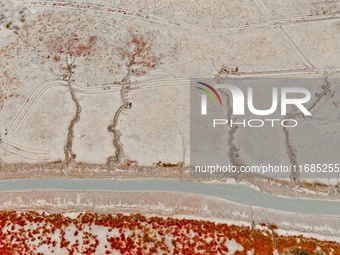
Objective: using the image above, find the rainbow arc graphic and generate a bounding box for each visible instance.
[196,82,222,115]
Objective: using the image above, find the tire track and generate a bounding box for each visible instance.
[6,79,188,137]
[2,138,49,160]
[4,67,339,159]
[253,0,315,69]
[7,68,339,136]
[2,78,189,159]
[275,28,316,69]
[7,80,67,136]
[30,1,340,35]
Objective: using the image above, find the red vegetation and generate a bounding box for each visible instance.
[0,11,98,105]
[0,211,339,254]
[155,161,183,167]
[0,70,19,105]
[46,33,97,60]
[117,31,162,75]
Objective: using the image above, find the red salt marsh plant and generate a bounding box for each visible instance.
[0,211,338,254]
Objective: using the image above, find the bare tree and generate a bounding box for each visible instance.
[44,33,97,165]
[106,31,163,169]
